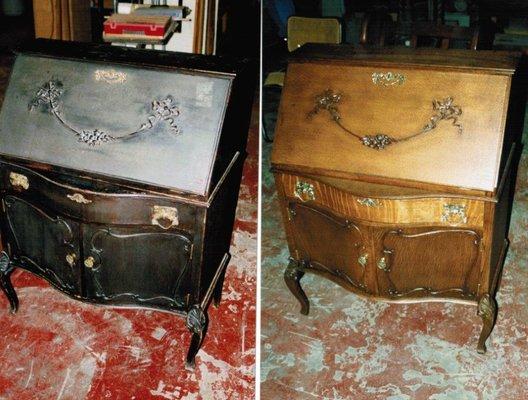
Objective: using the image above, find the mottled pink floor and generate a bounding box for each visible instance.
[261,117,528,399]
[0,57,257,400]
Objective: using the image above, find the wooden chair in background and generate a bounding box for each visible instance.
[263,16,342,141]
[410,22,481,49]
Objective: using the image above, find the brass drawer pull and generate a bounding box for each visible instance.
[67,193,92,204]
[151,205,179,229]
[357,198,381,207]
[84,256,95,269]
[294,181,315,202]
[358,253,368,267]
[441,204,468,225]
[377,256,390,272]
[371,72,406,86]
[65,253,76,267]
[9,172,29,190]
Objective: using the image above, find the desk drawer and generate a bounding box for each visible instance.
[0,163,196,232]
[279,173,485,228]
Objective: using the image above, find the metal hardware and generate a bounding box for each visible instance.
[357,198,381,207]
[9,172,29,190]
[358,253,368,268]
[294,181,315,202]
[94,69,127,84]
[84,256,95,269]
[308,89,463,150]
[441,204,468,225]
[65,253,76,267]
[151,205,179,229]
[372,72,406,86]
[377,256,389,272]
[29,80,181,146]
[67,193,92,204]
[287,205,297,220]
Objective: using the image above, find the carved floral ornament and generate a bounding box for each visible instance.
[29,80,182,146]
[307,89,463,150]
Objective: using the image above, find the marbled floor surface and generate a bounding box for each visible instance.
[261,112,528,398]
[0,55,257,399]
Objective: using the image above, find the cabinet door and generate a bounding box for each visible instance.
[81,225,193,311]
[2,195,81,294]
[288,202,370,293]
[374,227,482,300]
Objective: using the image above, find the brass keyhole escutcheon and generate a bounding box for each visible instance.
[358,253,368,267]
[84,256,95,269]
[377,256,389,272]
[65,253,76,267]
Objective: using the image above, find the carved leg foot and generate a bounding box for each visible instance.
[0,251,18,314]
[284,258,309,315]
[185,305,208,370]
[477,294,497,354]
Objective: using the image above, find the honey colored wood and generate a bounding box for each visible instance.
[289,44,520,75]
[275,45,524,355]
[288,202,369,292]
[273,163,495,199]
[272,62,512,192]
[371,226,482,300]
[279,173,485,228]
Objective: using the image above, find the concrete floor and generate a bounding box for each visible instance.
[0,55,257,400]
[261,101,528,398]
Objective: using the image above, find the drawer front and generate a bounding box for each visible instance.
[0,163,197,233]
[279,173,485,228]
[273,63,511,191]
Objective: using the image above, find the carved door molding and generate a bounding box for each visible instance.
[82,226,193,310]
[375,227,481,299]
[2,195,82,293]
[287,202,370,293]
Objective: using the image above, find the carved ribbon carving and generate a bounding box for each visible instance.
[308,89,463,150]
[29,80,182,146]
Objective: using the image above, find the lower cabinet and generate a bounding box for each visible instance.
[373,227,481,300]
[2,195,82,294]
[287,200,482,301]
[288,202,369,293]
[82,225,193,310]
[1,195,193,312]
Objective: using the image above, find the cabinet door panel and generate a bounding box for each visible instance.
[82,225,193,311]
[375,227,481,300]
[2,195,81,293]
[288,202,370,293]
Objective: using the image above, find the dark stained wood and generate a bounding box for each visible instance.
[0,40,255,368]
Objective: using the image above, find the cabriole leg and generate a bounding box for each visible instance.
[284,258,309,315]
[212,265,228,308]
[0,251,18,314]
[477,294,497,354]
[185,305,208,370]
